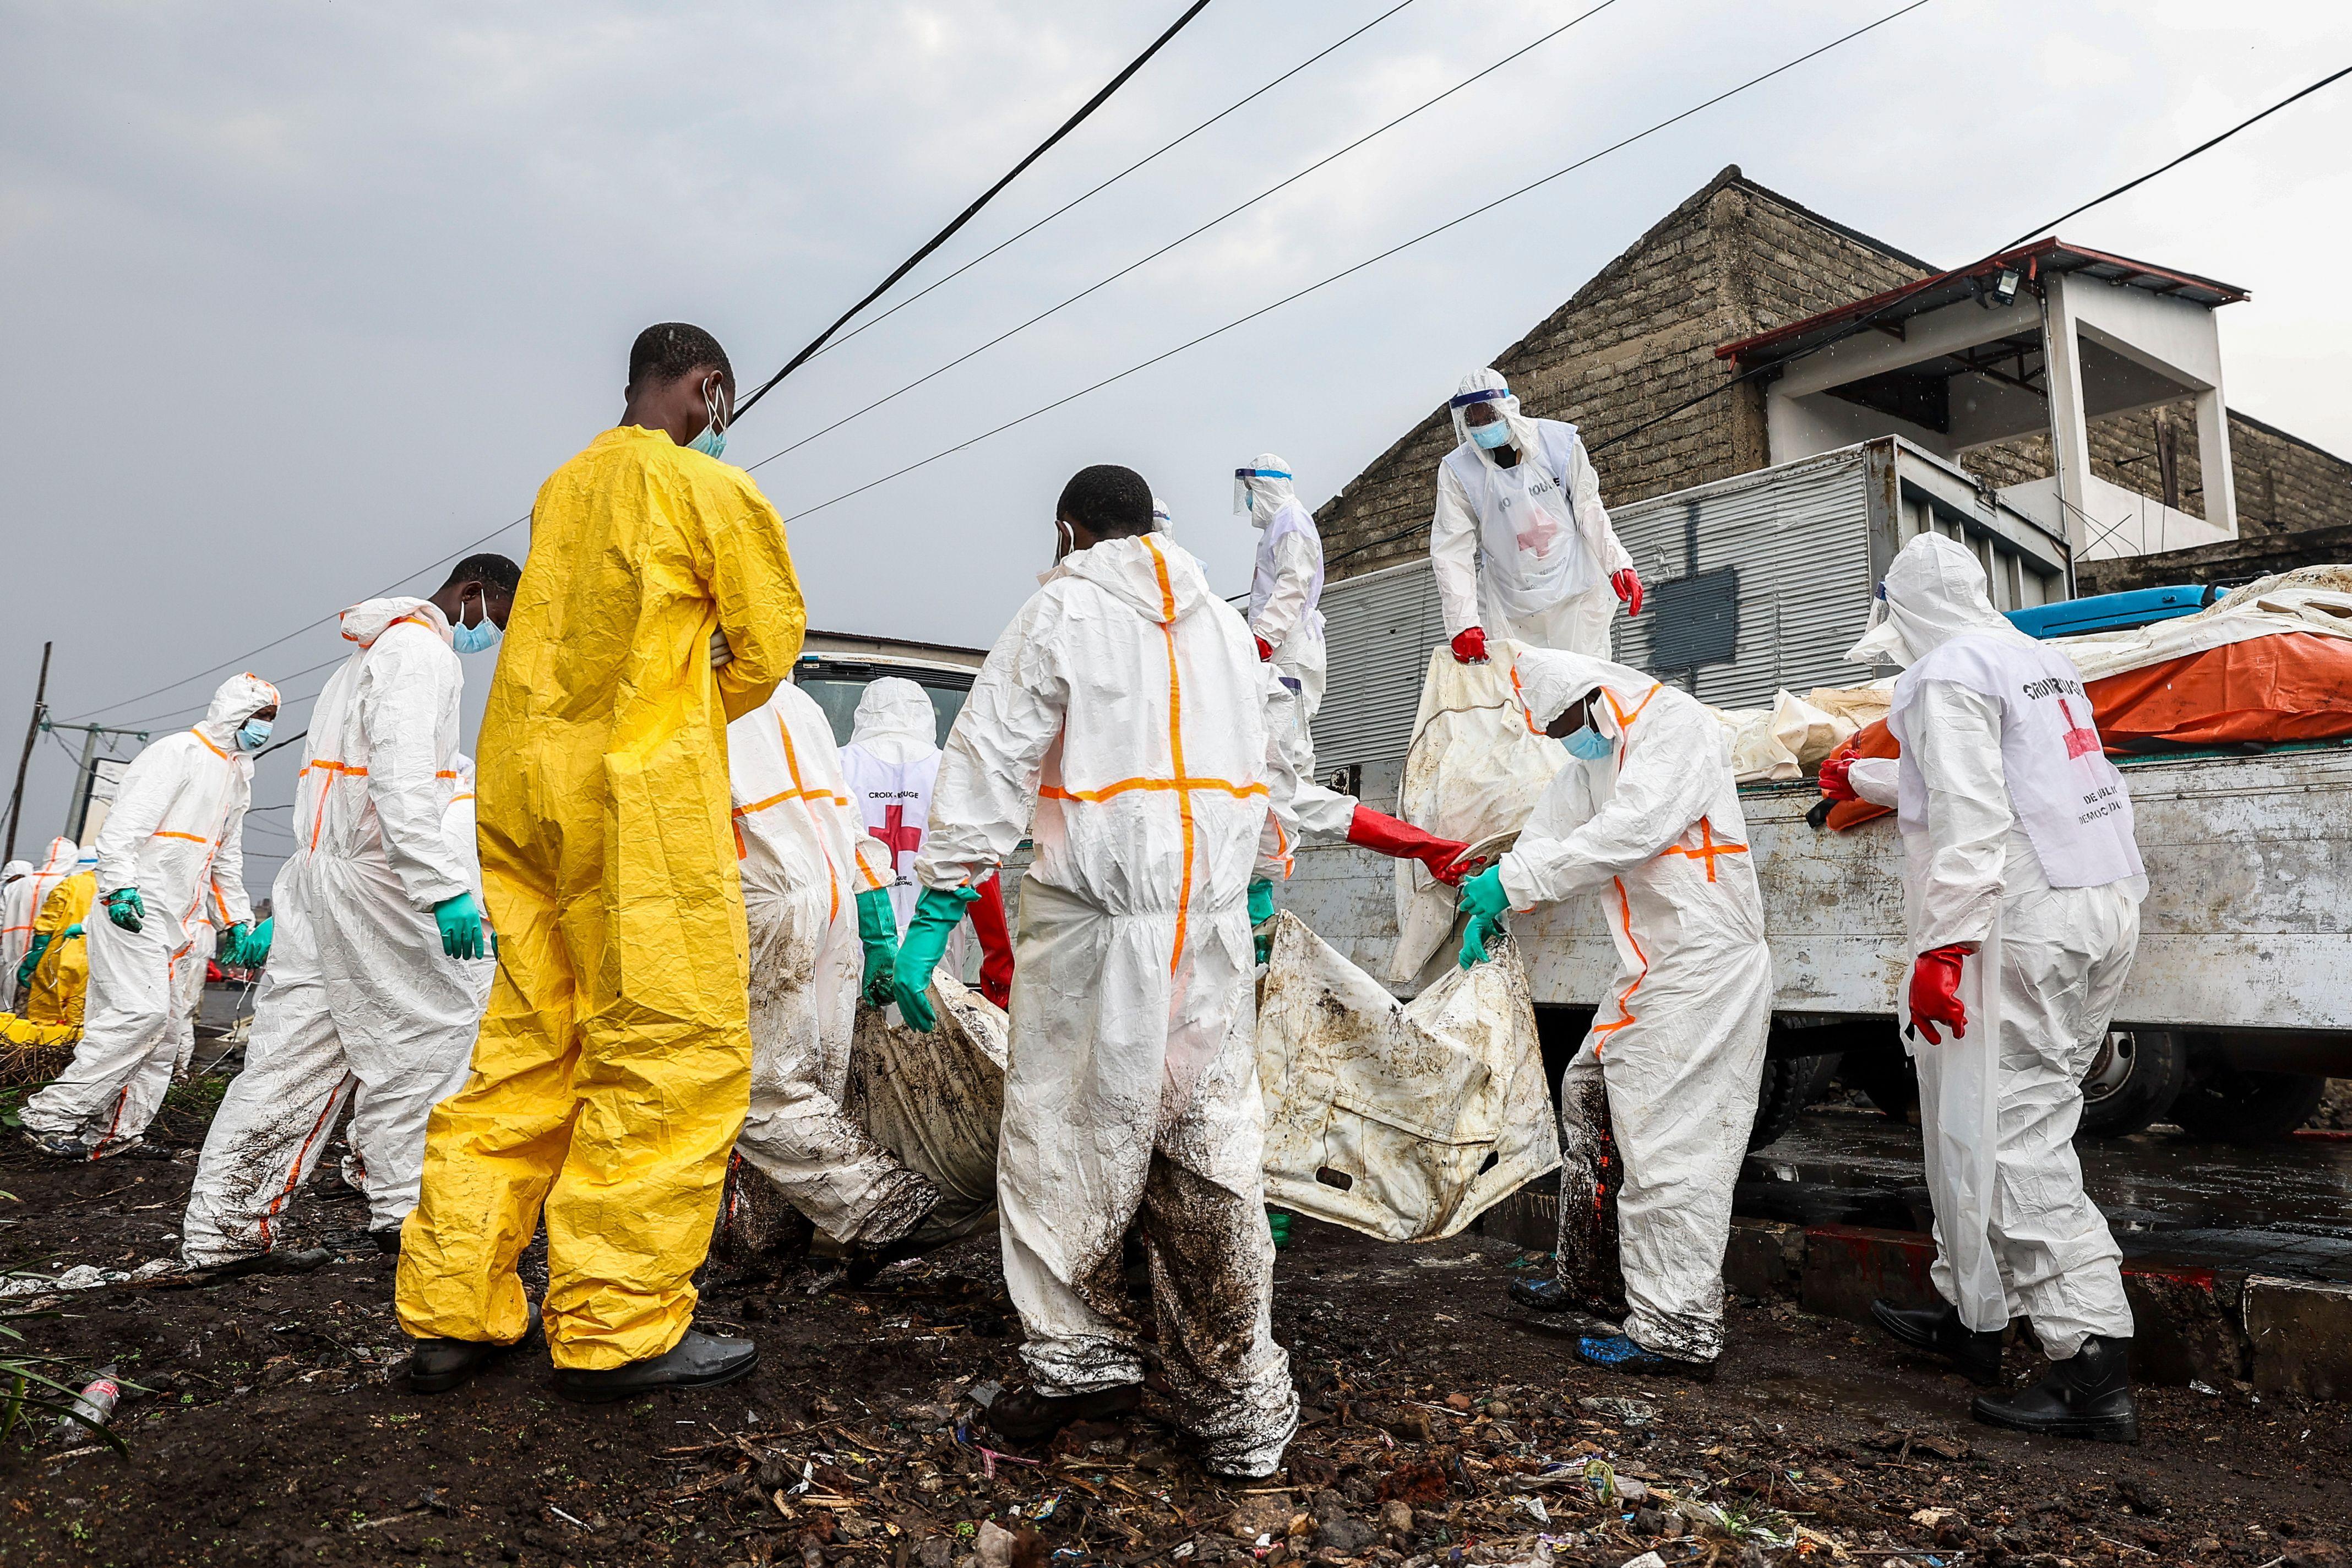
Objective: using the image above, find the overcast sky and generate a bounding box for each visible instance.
[4,0,2348,886]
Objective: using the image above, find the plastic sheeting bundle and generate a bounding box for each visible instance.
[844,972,1010,1252]
[1255,912,1559,1242]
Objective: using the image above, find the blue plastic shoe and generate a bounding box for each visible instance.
[1575,1333,1717,1382]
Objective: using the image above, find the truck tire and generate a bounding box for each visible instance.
[2168,1069,2330,1144]
[2076,1031,2186,1139]
[1839,1047,1918,1122]
[1750,1053,1837,1150]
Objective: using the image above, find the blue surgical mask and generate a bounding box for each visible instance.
[1562,725,1614,761]
[1471,420,1512,450]
[236,718,273,752]
[689,375,728,459]
[689,426,726,459]
[451,617,501,655]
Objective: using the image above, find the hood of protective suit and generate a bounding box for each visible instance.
[1235,452,1298,529]
[1150,493,1174,536]
[451,752,476,792]
[849,677,939,756]
[197,672,282,750]
[1450,367,1543,467]
[2,859,28,885]
[1513,648,1659,737]
[1845,532,2033,668]
[35,837,76,875]
[339,596,453,650]
[1054,532,1217,627]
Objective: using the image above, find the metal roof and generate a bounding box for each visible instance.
[1717,238,2249,368]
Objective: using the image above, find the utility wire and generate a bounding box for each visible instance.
[729,0,1218,426]
[807,0,1424,365]
[1327,58,2352,565]
[730,0,1629,480]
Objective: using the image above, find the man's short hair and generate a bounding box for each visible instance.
[1056,464,1154,537]
[629,323,732,390]
[442,553,523,597]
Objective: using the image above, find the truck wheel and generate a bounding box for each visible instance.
[1750,1053,1837,1150]
[1839,1047,1917,1122]
[2076,1031,2185,1139]
[2168,1069,2330,1144]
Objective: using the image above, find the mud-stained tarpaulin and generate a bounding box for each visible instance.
[845,973,1010,1251]
[1255,913,1559,1242]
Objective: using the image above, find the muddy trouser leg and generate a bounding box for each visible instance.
[1987,885,2138,1361]
[736,900,934,1247]
[1145,929,1296,1479]
[183,878,351,1265]
[1553,1038,1629,1317]
[312,857,493,1237]
[21,912,180,1147]
[1604,939,1772,1362]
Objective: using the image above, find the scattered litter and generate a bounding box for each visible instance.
[966,1379,1005,1410]
[1619,1553,1666,1568]
[2190,1380,2220,1396]
[53,1367,121,1438]
[1515,1494,1550,1526]
[1577,1395,1658,1424]
[547,1505,593,1531]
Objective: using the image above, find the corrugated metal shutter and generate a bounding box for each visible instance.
[1316,559,1445,770]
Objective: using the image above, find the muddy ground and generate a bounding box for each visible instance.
[2,1076,2349,1568]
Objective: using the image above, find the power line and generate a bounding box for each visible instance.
[1326,58,2352,566]
[729,0,1219,426]
[731,0,1628,481]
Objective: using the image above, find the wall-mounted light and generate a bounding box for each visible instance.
[1989,266,2022,307]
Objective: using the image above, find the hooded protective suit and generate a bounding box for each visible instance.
[916,531,1298,1477]
[399,424,805,1373]
[24,674,275,1155]
[728,680,938,1246]
[23,870,97,1028]
[1841,534,2142,1358]
[3,840,76,1009]
[184,600,487,1265]
[1235,454,1327,783]
[1489,650,1771,1364]
[1433,369,1634,656]
[837,678,1012,1005]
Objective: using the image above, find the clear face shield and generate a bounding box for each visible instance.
[1449,386,1518,451]
[1233,465,1289,520]
[1844,579,1913,668]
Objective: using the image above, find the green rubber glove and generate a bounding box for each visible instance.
[1456,865,1513,971]
[1267,1208,1292,1250]
[219,921,251,967]
[1248,878,1277,965]
[62,924,83,941]
[106,887,145,933]
[890,885,978,1033]
[854,888,900,1008]
[17,934,51,989]
[240,916,274,968]
[433,892,484,961]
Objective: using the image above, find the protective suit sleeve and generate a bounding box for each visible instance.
[359,629,473,910]
[1254,673,1305,883]
[1250,527,1318,650]
[1847,757,1902,809]
[1567,432,1633,576]
[210,778,255,927]
[1290,776,1361,842]
[851,832,892,894]
[916,600,1068,890]
[1499,701,1726,908]
[92,744,177,897]
[705,477,809,723]
[1908,680,2011,954]
[1430,462,1484,639]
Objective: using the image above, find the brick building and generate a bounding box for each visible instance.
[1315,166,2352,593]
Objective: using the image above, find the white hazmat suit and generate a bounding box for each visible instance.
[1433,369,1632,656]
[917,531,1298,1477]
[1843,535,2142,1358]
[24,675,275,1155]
[1495,651,1771,1364]
[3,838,79,1011]
[727,680,937,1247]
[183,602,482,1262]
[1236,454,1327,783]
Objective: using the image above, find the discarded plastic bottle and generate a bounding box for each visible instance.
[56,1366,121,1438]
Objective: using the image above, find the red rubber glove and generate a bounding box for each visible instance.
[968,872,1014,1011]
[1818,752,1860,802]
[1254,634,1275,662]
[1611,568,1643,617]
[1346,805,1472,885]
[1450,627,1488,665]
[1908,945,1971,1045]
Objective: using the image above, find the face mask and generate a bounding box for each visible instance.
[1561,724,1614,761]
[1471,420,1512,450]
[689,376,728,459]
[236,718,273,752]
[451,617,501,655]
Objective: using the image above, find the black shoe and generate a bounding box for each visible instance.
[1972,1335,2139,1443]
[552,1329,758,1404]
[406,1304,542,1395]
[985,1382,1142,1444]
[1575,1333,1718,1381]
[1508,1276,1625,1322]
[188,1245,334,1285]
[324,1228,402,1257]
[21,1131,91,1161]
[1870,1298,2006,1387]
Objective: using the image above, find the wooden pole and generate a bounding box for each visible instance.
[4,640,52,865]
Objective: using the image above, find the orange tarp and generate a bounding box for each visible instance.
[1826,631,2352,830]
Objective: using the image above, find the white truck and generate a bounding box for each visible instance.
[1294,438,2352,1144]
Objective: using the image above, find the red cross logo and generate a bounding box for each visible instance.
[1514,506,1560,557]
[2059,698,2101,760]
[874,803,924,863]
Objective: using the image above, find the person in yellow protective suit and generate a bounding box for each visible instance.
[397,322,805,1404]
[22,870,99,1028]
[4,839,80,1011]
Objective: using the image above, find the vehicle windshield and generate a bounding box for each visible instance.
[796,673,968,749]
